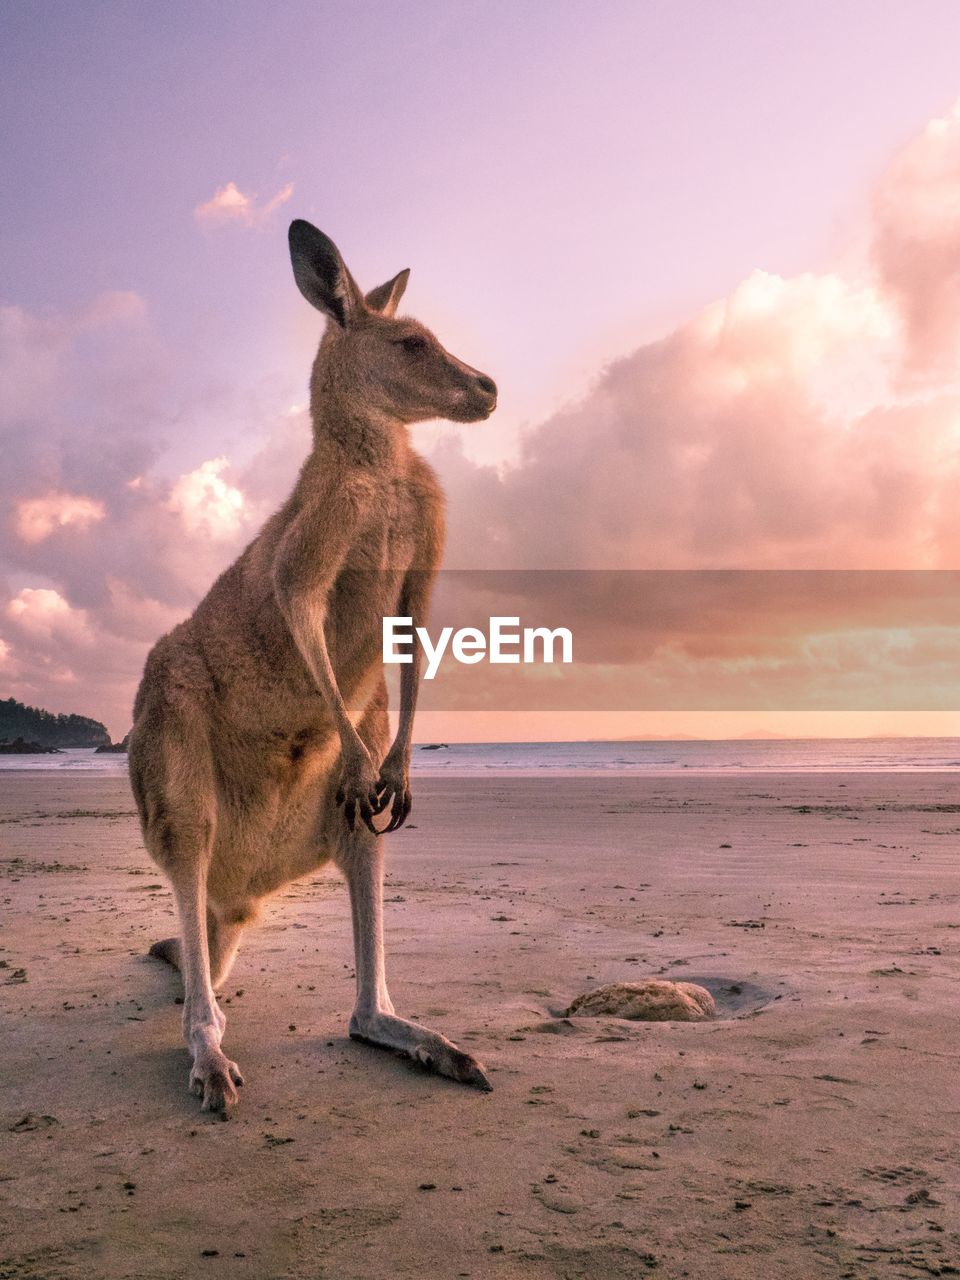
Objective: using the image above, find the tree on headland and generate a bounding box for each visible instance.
[0,697,110,748]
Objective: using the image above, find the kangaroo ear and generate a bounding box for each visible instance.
[365,268,410,318]
[288,220,363,327]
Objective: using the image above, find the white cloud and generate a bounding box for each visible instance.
[0,291,264,733]
[6,588,94,645]
[16,492,106,543]
[194,180,294,228]
[168,457,247,538]
[196,181,251,222]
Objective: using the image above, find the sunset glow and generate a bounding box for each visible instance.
[4,3,960,737]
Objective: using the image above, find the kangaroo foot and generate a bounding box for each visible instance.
[350,1011,492,1091]
[189,1049,244,1113]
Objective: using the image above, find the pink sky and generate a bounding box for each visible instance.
[3,3,960,739]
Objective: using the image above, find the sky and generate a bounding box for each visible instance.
[4,1,960,740]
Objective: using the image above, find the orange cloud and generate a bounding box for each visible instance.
[873,99,960,383]
[7,103,960,740]
[405,569,960,714]
[439,106,960,573]
[413,102,960,733]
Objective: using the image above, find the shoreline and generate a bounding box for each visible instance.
[3,735,960,780]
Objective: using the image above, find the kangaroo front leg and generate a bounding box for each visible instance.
[337,830,491,1091]
[373,568,435,832]
[169,864,244,1112]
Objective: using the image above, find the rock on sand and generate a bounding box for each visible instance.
[566,979,716,1021]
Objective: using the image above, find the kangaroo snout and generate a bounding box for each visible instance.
[459,370,498,421]
[476,374,498,413]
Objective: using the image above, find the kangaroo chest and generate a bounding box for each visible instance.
[349,474,424,571]
[324,472,434,669]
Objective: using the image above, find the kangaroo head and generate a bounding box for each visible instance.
[289,220,497,426]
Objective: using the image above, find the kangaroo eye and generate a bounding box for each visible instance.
[399,335,428,354]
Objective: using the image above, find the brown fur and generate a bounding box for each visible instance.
[129,221,496,1110]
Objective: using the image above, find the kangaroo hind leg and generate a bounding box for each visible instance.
[171,861,244,1110]
[336,822,491,1091]
[142,763,244,1113]
[150,905,248,989]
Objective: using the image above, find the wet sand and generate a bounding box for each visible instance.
[1,772,958,1278]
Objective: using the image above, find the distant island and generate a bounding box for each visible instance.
[0,736,61,755]
[0,696,111,750]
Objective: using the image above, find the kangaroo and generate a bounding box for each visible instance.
[128,220,497,1112]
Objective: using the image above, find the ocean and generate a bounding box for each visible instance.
[2,738,959,777]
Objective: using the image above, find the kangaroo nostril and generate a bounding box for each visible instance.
[476,375,497,397]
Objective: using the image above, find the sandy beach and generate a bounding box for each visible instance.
[1,770,958,1279]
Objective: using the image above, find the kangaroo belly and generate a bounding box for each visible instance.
[205,732,340,905]
[204,663,386,906]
